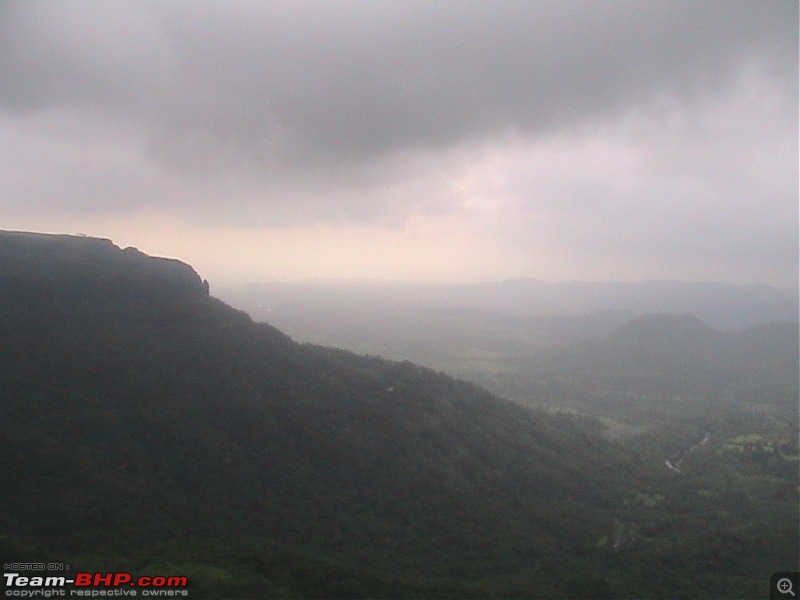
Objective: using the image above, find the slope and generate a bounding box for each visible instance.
[0,232,632,598]
[536,313,799,411]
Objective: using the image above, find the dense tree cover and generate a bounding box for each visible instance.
[0,232,796,599]
[0,233,634,598]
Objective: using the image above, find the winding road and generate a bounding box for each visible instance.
[665,432,711,473]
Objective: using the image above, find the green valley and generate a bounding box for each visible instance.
[1,232,797,598]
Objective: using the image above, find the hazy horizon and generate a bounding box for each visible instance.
[2,2,797,288]
[214,273,798,291]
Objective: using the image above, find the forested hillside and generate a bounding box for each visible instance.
[1,232,796,599]
[0,232,632,598]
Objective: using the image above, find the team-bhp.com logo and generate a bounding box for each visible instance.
[4,571,189,597]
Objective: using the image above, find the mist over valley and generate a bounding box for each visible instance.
[1,1,797,597]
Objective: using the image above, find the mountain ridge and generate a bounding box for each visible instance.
[528,312,799,412]
[0,230,208,301]
[0,231,633,597]
[222,276,797,332]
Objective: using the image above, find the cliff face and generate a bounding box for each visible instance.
[0,231,207,305]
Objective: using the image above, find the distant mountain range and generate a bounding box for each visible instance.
[220,277,798,333]
[437,278,798,330]
[218,278,798,412]
[533,313,799,410]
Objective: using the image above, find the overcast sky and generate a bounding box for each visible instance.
[1,1,797,287]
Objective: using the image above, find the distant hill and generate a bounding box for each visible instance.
[0,232,635,598]
[437,278,798,330]
[220,277,798,335]
[520,314,800,423]
[218,280,798,418]
[529,313,799,415]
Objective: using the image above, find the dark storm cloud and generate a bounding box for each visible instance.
[1,0,794,174]
[0,1,796,286]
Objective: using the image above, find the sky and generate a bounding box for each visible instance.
[1,1,797,287]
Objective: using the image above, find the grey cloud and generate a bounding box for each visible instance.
[0,0,796,286]
[155,0,797,167]
[481,65,799,283]
[1,1,795,173]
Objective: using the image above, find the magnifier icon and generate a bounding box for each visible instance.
[778,578,795,596]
